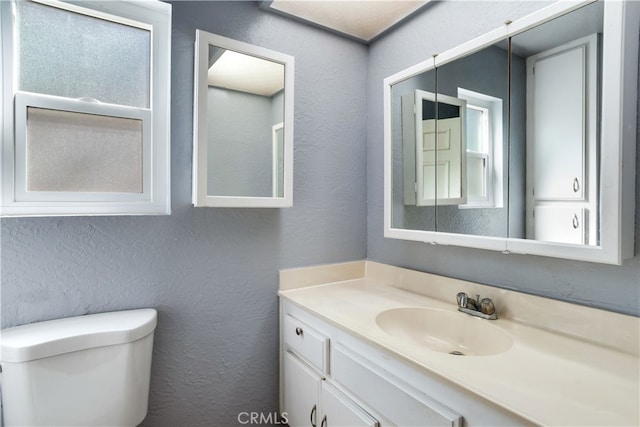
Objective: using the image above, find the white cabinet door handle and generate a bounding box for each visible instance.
[310,404,317,427]
[572,177,580,193]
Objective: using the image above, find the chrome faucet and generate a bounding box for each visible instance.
[456,292,498,320]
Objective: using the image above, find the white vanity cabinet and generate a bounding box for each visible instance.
[280,300,526,427]
[282,314,378,427]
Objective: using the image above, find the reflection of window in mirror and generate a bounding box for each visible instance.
[457,88,503,210]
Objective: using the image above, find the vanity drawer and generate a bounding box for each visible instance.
[333,344,461,427]
[283,314,329,373]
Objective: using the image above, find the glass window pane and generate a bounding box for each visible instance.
[466,108,484,152]
[16,1,150,108]
[467,156,486,199]
[26,107,143,193]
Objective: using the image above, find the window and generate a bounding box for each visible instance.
[0,0,171,216]
[457,88,503,209]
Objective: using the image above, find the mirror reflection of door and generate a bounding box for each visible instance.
[421,117,461,202]
[207,46,285,198]
[415,90,466,206]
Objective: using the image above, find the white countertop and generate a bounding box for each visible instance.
[279,261,640,426]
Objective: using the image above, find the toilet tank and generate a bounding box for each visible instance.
[0,309,157,427]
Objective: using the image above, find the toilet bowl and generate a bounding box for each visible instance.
[0,308,157,426]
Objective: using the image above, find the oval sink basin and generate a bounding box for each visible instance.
[375,307,513,356]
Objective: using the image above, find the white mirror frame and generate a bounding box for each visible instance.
[384,0,638,264]
[193,30,294,208]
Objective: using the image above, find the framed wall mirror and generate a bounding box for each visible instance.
[193,30,294,207]
[384,0,638,264]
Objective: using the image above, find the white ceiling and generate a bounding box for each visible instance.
[265,0,430,43]
[209,1,431,95]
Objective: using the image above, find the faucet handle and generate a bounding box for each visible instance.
[456,292,468,308]
[456,292,480,310]
[480,298,496,316]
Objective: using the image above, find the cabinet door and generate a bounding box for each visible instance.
[533,206,587,244]
[528,35,598,202]
[333,344,461,427]
[283,351,321,427]
[320,382,378,427]
[530,44,586,200]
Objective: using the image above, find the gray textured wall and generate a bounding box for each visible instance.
[0,1,367,425]
[368,1,640,316]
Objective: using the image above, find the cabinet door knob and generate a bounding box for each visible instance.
[321,415,327,427]
[310,404,316,427]
[572,214,579,229]
[572,177,580,193]
[295,327,303,336]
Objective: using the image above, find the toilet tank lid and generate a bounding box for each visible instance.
[1,308,157,363]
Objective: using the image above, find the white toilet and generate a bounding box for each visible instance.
[0,308,157,426]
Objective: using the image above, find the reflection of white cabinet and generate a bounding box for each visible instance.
[534,206,587,245]
[526,34,598,245]
[280,301,527,427]
[531,45,586,201]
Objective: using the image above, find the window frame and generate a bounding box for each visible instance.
[457,88,504,209]
[0,0,171,216]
